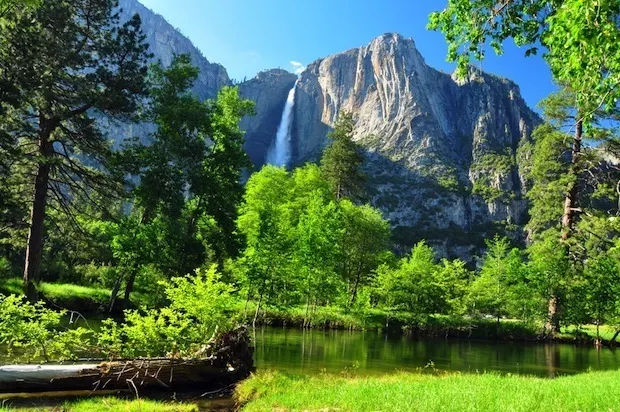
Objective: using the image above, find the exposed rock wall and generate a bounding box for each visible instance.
[238,70,298,167]
[287,33,541,258]
[111,2,543,259]
[119,0,230,100]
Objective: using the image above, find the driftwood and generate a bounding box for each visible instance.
[0,326,254,394]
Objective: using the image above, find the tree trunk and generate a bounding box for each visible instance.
[107,272,125,314]
[543,295,560,339]
[350,271,361,307]
[561,118,583,240]
[253,291,263,329]
[0,327,254,394]
[121,268,137,309]
[544,118,583,337]
[610,330,620,346]
[23,120,54,302]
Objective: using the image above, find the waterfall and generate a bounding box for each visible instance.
[266,80,298,167]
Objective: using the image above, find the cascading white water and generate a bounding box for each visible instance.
[266,80,298,167]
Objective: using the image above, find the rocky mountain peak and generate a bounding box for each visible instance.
[108,2,543,259]
[279,33,541,257]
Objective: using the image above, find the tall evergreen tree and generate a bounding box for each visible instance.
[320,112,367,202]
[0,0,150,301]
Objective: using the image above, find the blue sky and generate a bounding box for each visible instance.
[140,0,555,110]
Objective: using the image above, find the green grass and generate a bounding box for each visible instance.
[237,370,620,412]
[0,278,149,312]
[0,398,198,411]
[559,324,619,343]
[0,278,110,302]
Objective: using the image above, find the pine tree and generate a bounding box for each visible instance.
[320,112,367,202]
[0,0,150,301]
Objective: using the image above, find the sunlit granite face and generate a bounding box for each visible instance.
[114,2,542,260]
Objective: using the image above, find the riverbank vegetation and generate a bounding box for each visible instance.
[236,370,620,412]
[1,0,620,373]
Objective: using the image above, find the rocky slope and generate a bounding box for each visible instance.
[287,33,540,257]
[116,2,542,259]
[119,0,230,99]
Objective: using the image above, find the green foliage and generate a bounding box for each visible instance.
[376,242,470,319]
[568,242,620,335]
[471,151,515,174]
[526,233,572,312]
[472,178,509,203]
[236,163,390,319]
[97,266,236,359]
[525,123,572,236]
[0,0,151,299]
[0,295,91,362]
[468,237,529,320]
[470,151,515,203]
[339,200,391,305]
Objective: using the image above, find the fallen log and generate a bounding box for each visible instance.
[0,326,254,394]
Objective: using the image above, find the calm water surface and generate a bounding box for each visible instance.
[253,327,620,377]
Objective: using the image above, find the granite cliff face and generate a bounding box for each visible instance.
[286,33,540,257]
[119,0,230,99]
[114,2,542,258]
[105,0,231,147]
[238,70,298,167]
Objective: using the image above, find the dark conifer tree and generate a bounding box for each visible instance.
[0,0,151,301]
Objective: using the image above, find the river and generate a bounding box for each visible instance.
[253,327,620,377]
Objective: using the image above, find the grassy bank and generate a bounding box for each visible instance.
[236,370,620,411]
[2,278,617,345]
[249,304,542,340]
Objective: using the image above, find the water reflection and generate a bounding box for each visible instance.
[254,327,620,377]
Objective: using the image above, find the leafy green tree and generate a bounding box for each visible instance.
[99,266,237,359]
[570,249,620,344]
[339,200,390,306]
[236,162,390,320]
[192,85,255,264]
[376,242,442,319]
[523,90,620,334]
[526,233,572,337]
[294,194,342,316]
[0,0,40,18]
[0,294,90,362]
[236,166,294,322]
[433,258,471,317]
[468,237,525,325]
[320,112,367,202]
[0,0,151,301]
[109,56,254,310]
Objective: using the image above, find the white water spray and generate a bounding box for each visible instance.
[266,80,298,167]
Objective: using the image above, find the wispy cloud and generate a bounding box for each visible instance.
[290,60,306,75]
